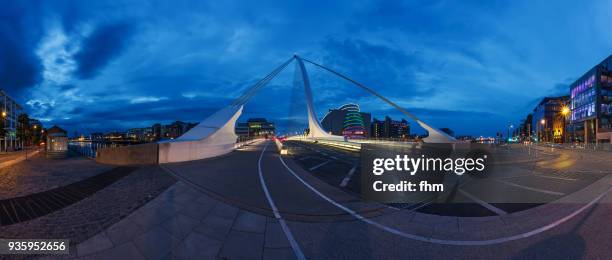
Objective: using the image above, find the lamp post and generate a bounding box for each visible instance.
[561,106,570,143]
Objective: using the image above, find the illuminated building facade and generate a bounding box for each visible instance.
[235,118,275,138]
[321,104,371,138]
[371,116,410,139]
[568,55,612,143]
[0,90,23,151]
[340,104,367,138]
[532,96,569,143]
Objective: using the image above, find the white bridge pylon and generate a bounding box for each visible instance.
[295,57,344,140]
[159,55,455,163]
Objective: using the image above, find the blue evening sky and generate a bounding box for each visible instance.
[1,0,611,136]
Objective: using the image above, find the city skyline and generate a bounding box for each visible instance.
[2,1,612,136]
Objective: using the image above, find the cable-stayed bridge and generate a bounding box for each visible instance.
[86,56,612,260]
[160,55,455,163]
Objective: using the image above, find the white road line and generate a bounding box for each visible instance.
[257,142,306,260]
[339,165,358,187]
[309,160,331,171]
[494,179,565,196]
[278,155,611,246]
[459,189,507,215]
[298,156,312,161]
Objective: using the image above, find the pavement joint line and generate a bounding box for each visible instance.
[309,160,331,171]
[339,165,358,187]
[458,189,507,216]
[257,142,306,260]
[278,155,612,246]
[532,174,578,182]
[498,173,578,182]
[494,179,565,196]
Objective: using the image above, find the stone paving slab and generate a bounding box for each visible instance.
[233,210,267,233]
[218,230,265,260]
[193,213,235,241]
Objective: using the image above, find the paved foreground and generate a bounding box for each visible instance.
[0,153,175,260]
[68,140,612,259]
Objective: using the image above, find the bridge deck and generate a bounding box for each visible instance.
[162,140,387,222]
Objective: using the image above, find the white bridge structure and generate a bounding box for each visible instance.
[158,55,455,163]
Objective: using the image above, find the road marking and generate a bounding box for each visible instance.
[494,179,565,196]
[339,165,358,187]
[278,155,611,245]
[257,142,306,260]
[459,189,507,215]
[298,156,312,161]
[309,160,331,171]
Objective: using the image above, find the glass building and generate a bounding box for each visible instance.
[321,103,371,138]
[568,55,612,143]
[0,90,23,151]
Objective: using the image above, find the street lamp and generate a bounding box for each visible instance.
[561,106,570,116]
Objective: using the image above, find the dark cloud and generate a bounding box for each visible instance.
[0,2,44,95]
[54,95,233,133]
[74,22,135,79]
[348,0,505,41]
[550,77,575,97]
[319,38,430,98]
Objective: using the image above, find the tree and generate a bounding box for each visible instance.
[17,113,30,147]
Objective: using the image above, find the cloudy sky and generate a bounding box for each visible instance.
[1,0,611,136]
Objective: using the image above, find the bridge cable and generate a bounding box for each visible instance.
[298,56,421,123]
[232,60,288,105]
[232,56,295,106]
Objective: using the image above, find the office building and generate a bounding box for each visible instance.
[531,96,569,143]
[235,118,275,138]
[371,116,410,139]
[0,90,23,151]
[568,55,612,143]
[127,127,155,142]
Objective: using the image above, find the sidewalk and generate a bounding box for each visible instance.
[0,148,42,168]
[67,165,612,259]
[69,182,295,259]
